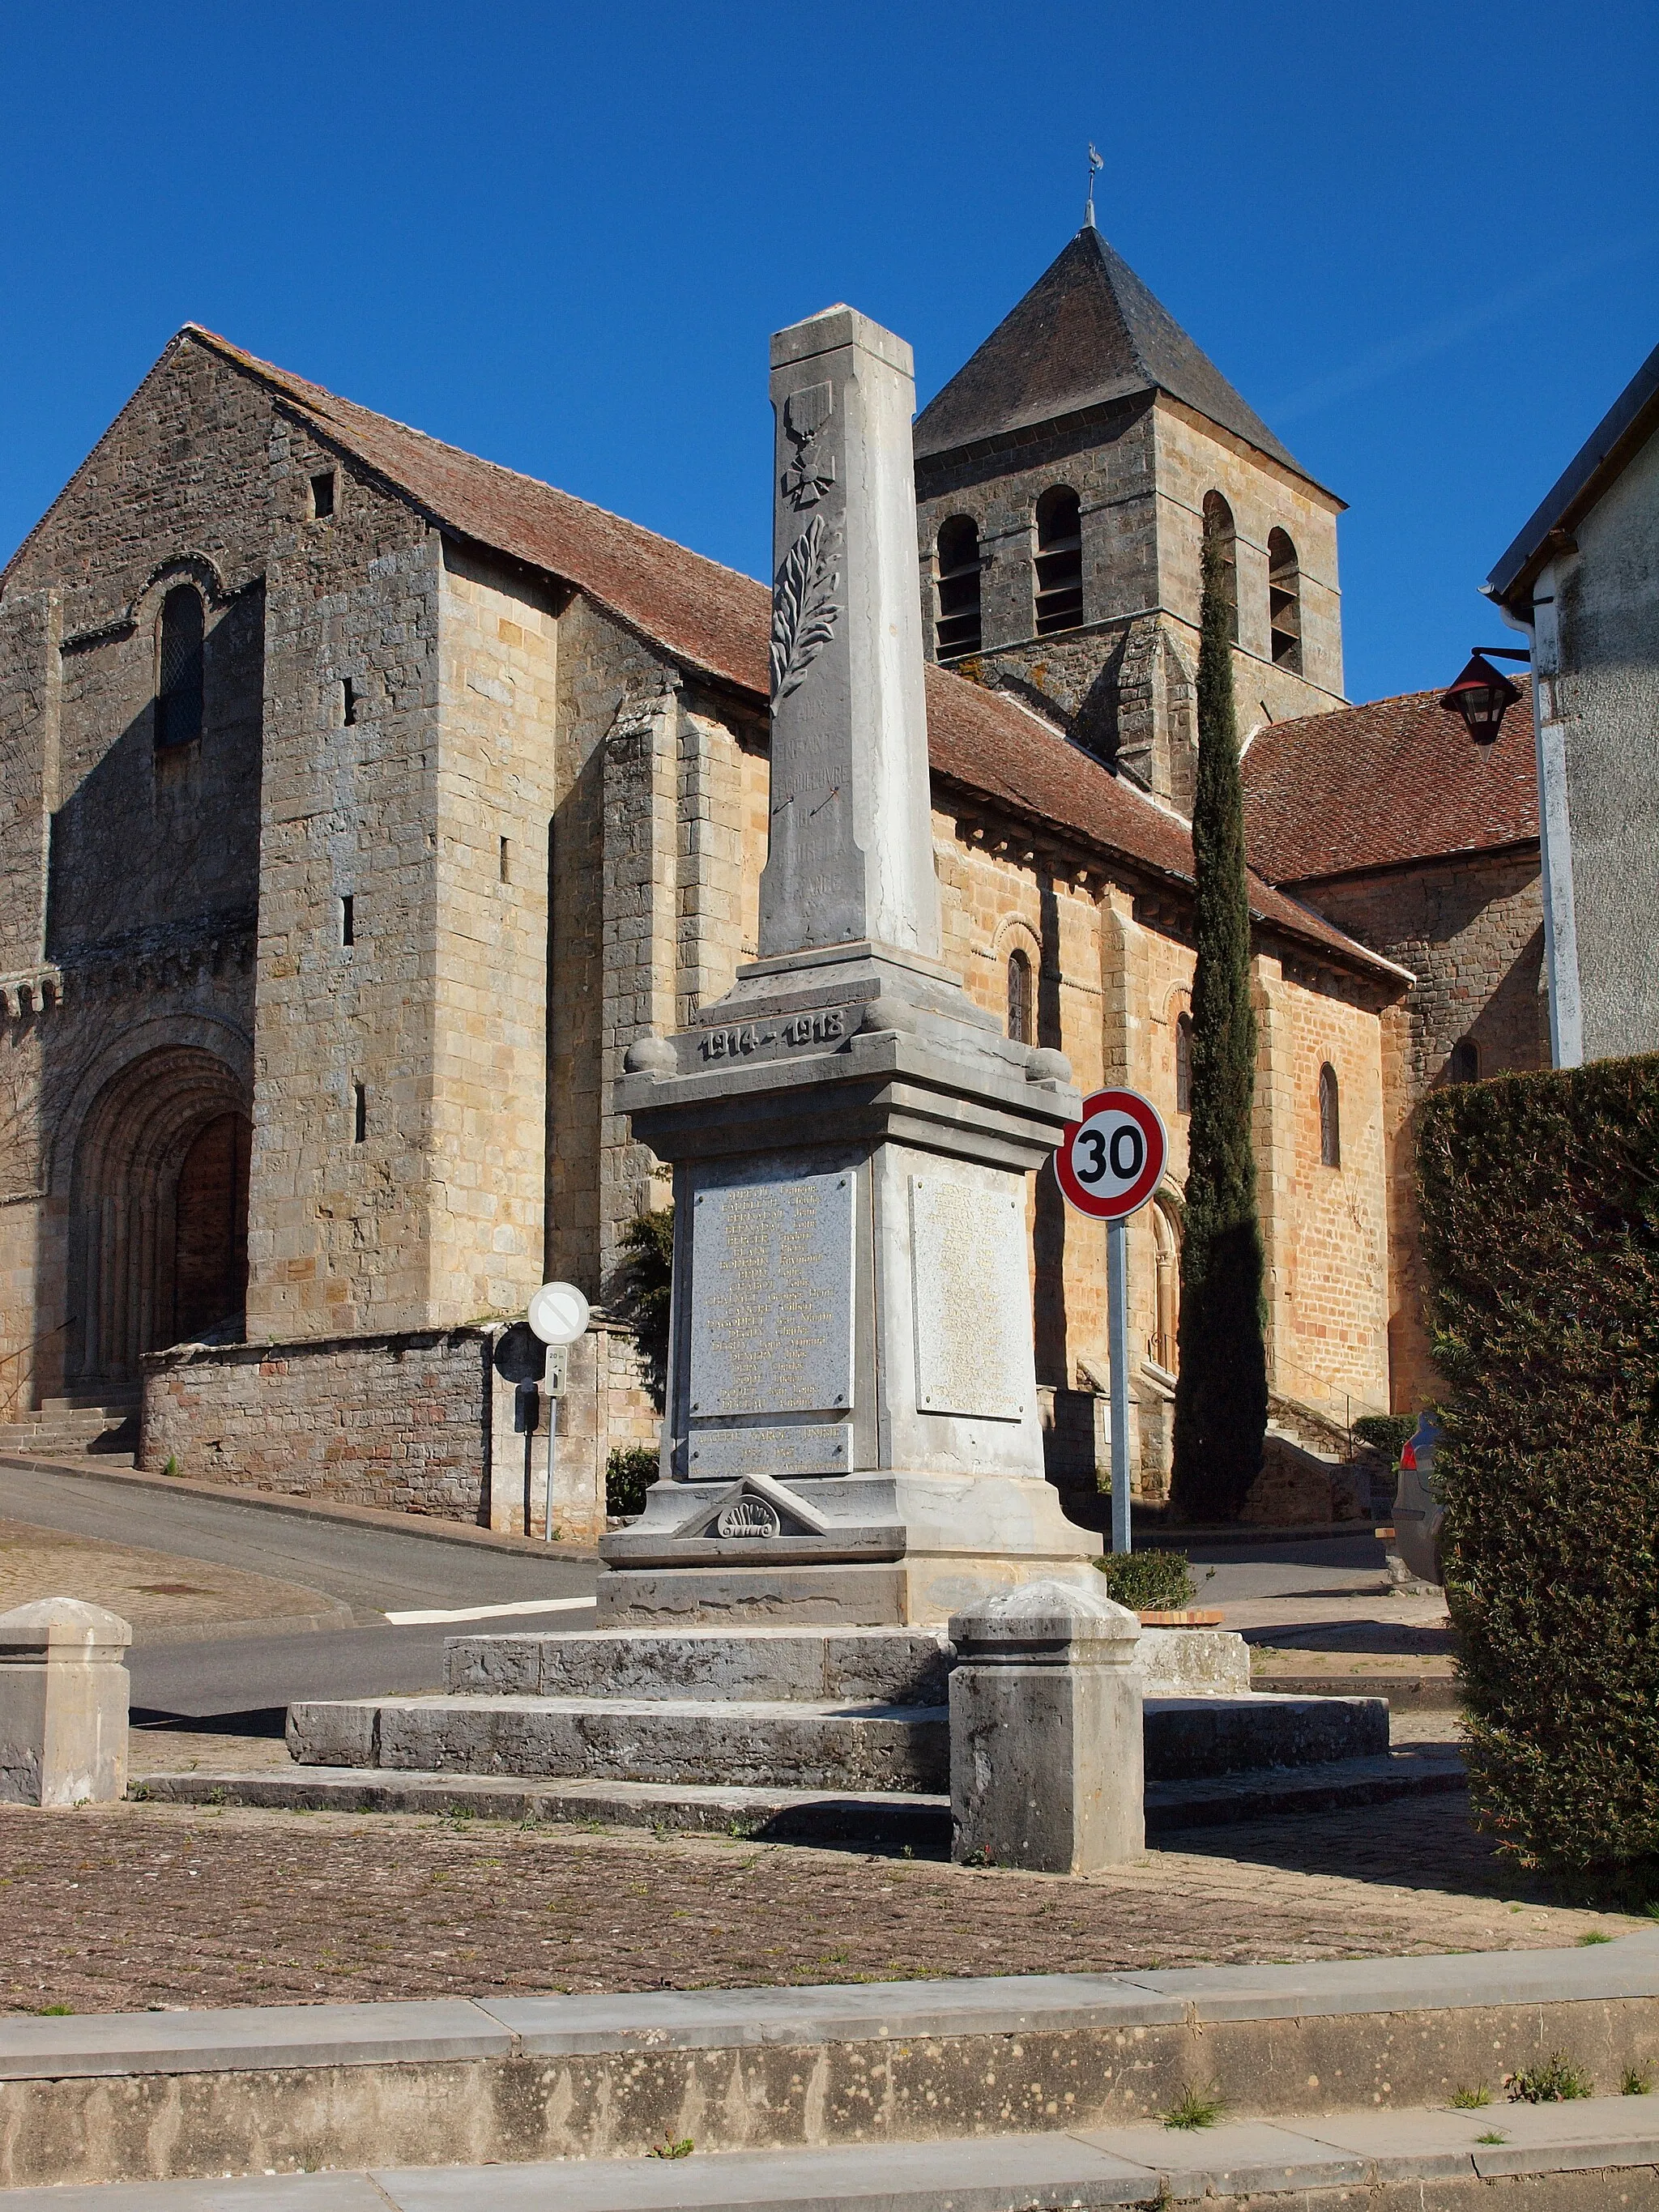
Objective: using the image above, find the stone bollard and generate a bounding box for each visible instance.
[949,1578,1143,1872]
[0,1599,132,1806]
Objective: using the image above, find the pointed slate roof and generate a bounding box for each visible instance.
[914,228,1323,490]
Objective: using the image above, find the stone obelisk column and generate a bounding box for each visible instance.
[605,306,1096,1629]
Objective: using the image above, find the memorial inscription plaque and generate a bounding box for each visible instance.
[911,1175,1028,1421]
[688,1424,853,1481]
[688,1171,855,1421]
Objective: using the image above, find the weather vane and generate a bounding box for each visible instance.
[1085,143,1103,230]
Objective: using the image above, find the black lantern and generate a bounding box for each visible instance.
[1439,650,1526,745]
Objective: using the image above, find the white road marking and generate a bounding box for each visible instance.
[382,1595,597,1626]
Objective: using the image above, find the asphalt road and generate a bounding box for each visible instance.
[0,1460,597,1733]
[0,1460,1391,1734]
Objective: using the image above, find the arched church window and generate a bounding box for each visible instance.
[1319,1061,1341,1169]
[935,515,982,658]
[1007,947,1034,1045]
[1448,1037,1480,1085]
[156,585,205,749]
[1151,1196,1181,1374]
[1175,1012,1193,1114]
[1034,486,1083,635]
[1202,492,1238,644]
[1268,527,1302,672]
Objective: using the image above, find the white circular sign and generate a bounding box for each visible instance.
[527,1281,591,1346]
[1056,1088,1168,1221]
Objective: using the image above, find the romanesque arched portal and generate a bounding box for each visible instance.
[67,1046,251,1387]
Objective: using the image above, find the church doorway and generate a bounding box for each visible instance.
[67,1046,251,1388]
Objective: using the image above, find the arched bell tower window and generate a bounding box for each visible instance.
[156,586,205,750]
[935,516,982,658]
[1007,948,1034,1045]
[1319,1062,1341,1169]
[1268,527,1303,672]
[1175,1012,1193,1115]
[1034,486,1083,635]
[1201,492,1238,644]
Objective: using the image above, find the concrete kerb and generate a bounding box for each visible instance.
[4,1938,1659,2192]
[0,1454,599,1562]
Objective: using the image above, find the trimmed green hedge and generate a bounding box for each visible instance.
[1418,1054,1659,1869]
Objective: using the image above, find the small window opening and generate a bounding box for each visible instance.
[935,515,982,658]
[1319,1062,1341,1169]
[340,895,355,947]
[1007,948,1034,1046]
[499,836,511,884]
[1448,1037,1480,1085]
[353,1082,367,1144]
[340,677,358,727]
[310,471,337,520]
[1202,492,1238,644]
[1268,528,1302,673]
[156,585,205,750]
[1175,1012,1193,1115]
[1034,487,1083,636]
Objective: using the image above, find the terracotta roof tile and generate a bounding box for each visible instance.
[166,330,1400,982]
[1242,687,1537,886]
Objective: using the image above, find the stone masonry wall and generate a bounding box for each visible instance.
[1306,847,1546,1411]
[141,1327,493,1516]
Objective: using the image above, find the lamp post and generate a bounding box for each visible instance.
[1439,647,1529,744]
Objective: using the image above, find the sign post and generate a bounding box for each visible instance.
[526,1281,591,1542]
[1055,1089,1169,1554]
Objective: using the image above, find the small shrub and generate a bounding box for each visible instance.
[1094,1549,1196,1613]
[1162,2083,1227,2130]
[648,2137,694,2160]
[1448,2085,1491,2108]
[606,1445,657,1518]
[1623,2068,1653,2096]
[36,2004,72,2017]
[1353,1413,1415,1463]
[1506,2053,1593,2103]
[161,1455,181,1478]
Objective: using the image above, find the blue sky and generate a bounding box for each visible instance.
[2,0,1653,706]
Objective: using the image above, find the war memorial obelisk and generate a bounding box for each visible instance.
[603,305,1098,1626]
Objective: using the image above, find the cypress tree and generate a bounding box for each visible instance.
[1169,534,1269,1521]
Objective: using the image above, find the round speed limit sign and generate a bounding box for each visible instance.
[1055,1088,1168,1221]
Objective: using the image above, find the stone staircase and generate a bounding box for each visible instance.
[0,1391,141,1465]
[288,1624,1388,1796]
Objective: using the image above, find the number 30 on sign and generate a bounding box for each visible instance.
[1055,1088,1168,1221]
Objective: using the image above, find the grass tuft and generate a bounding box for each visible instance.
[1623,2068,1653,2096]
[1448,2086,1491,2108]
[1162,2084,1228,2131]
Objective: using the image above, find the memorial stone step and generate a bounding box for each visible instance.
[288,1686,1386,1792]
[441,1622,1250,1703]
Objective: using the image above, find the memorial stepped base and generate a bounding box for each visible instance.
[288,1625,1388,1792]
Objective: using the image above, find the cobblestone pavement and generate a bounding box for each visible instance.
[0,1517,347,1640]
[0,1785,1633,2017]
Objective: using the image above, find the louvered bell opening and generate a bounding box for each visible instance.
[935,518,982,658]
[1034,488,1083,637]
[1268,530,1302,672]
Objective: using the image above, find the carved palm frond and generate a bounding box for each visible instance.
[770,517,841,701]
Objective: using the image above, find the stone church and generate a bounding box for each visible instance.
[0,228,1543,1534]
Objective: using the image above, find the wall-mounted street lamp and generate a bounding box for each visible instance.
[1439,646,1530,745]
